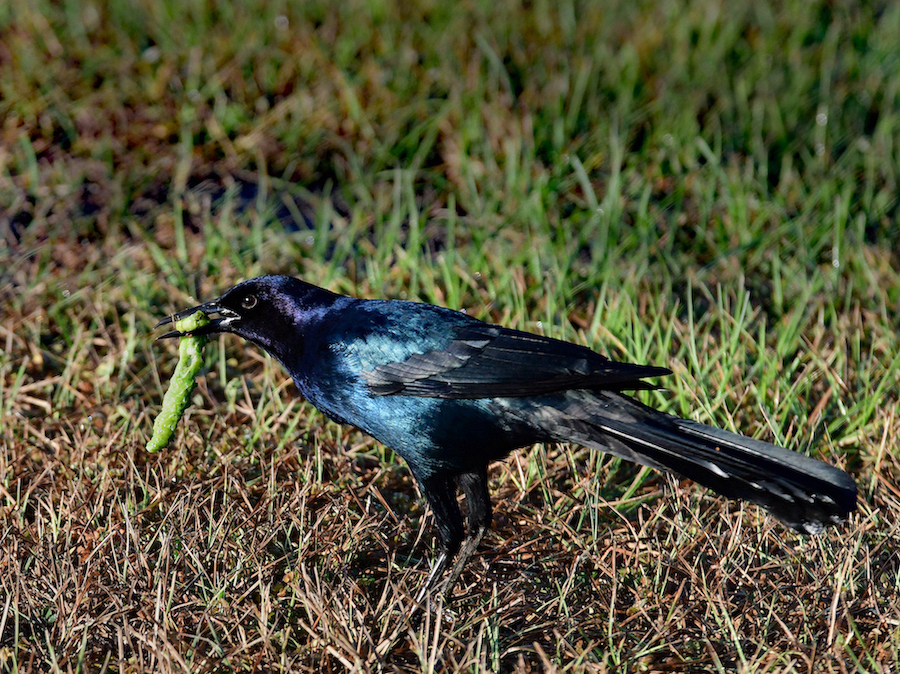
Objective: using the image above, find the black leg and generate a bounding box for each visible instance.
[440,468,492,598]
[415,473,464,601]
[459,468,492,533]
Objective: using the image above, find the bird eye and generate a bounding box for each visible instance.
[241,294,258,310]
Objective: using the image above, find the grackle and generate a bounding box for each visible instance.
[156,275,857,598]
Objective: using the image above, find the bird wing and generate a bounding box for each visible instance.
[360,322,671,399]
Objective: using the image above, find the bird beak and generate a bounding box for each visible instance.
[154,300,238,340]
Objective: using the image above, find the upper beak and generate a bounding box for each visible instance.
[154,300,237,339]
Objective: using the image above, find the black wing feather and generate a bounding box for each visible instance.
[362,323,670,399]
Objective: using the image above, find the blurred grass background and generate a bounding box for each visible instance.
[2,0,899,672]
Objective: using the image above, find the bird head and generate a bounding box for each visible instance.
[155,275,340,363]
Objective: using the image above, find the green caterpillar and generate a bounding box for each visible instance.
[146,311,209,452]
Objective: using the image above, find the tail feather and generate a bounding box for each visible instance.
[521,391,857,532]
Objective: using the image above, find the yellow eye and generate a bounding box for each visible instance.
[241,294,258,310]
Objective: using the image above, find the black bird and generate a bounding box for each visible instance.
[156,275,857,597]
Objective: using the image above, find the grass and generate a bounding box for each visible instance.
[2,0,899,671]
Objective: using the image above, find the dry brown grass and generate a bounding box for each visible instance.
[4,1,900,670]
[2,238,897,673]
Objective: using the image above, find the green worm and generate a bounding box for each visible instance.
[146,311,209,452]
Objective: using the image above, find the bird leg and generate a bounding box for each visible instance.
[416,474,464,602]
[415,550,451,604]
[416,469,493,601]
[438,469,492,599]
[438,523,487,598]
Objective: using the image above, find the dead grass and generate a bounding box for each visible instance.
[3,0,900,671]
[1,247,898,672]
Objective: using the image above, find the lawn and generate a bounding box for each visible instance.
[1,0,899,671]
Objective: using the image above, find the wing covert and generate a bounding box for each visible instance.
[361,323,670,398]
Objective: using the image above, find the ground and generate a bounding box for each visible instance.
[2,1,899,671]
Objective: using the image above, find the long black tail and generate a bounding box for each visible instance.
[525,390,857,532]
